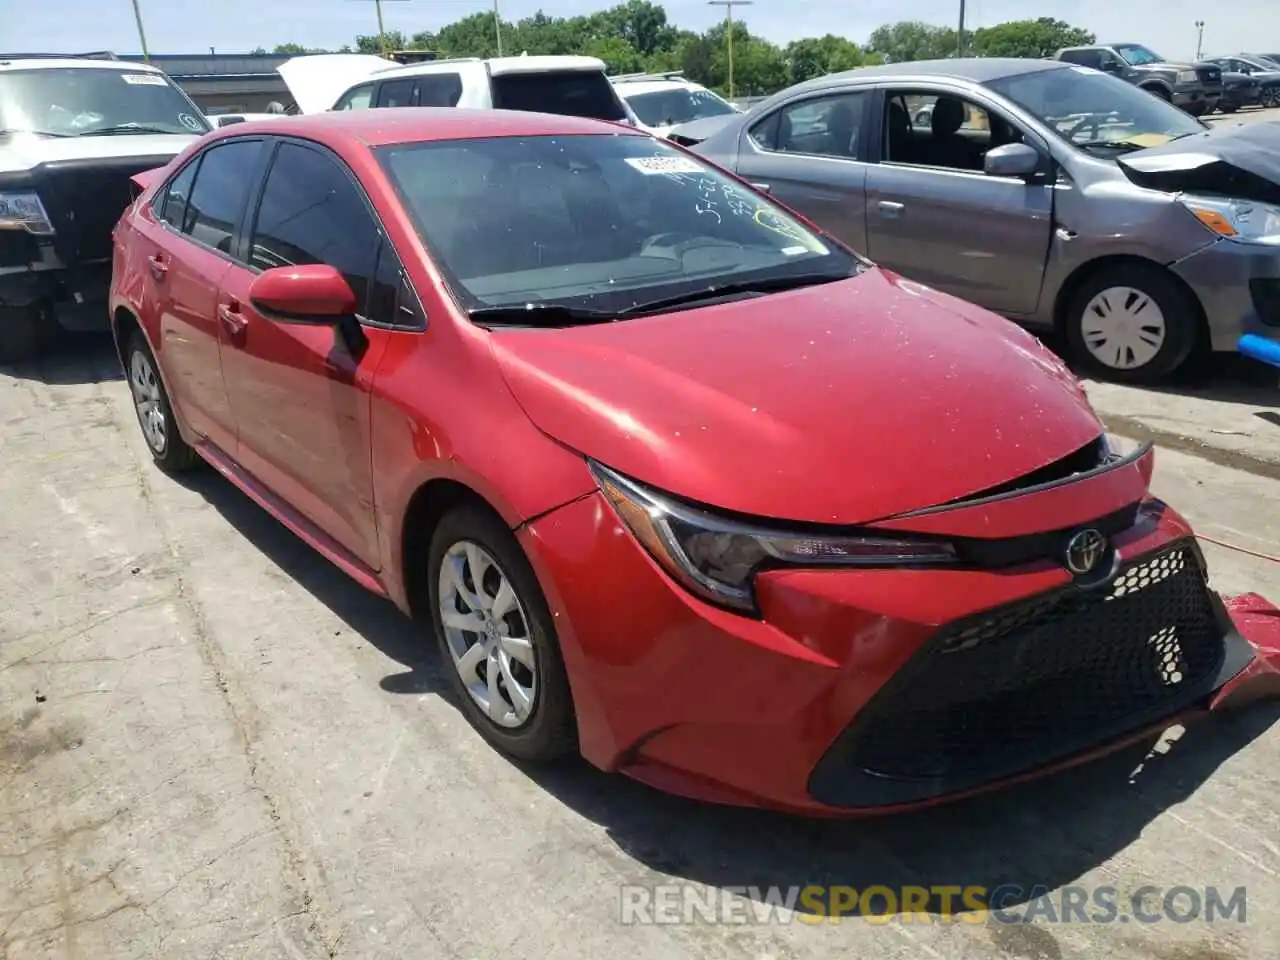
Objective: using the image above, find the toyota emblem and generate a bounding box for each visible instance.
[1064,528,1107,575]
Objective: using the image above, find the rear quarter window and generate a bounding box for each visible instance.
[489,71,625,121]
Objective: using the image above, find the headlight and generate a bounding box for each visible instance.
[1177,70,1198,83]
[590,461,956,614]
[0,191,55,235]
[1181,195,1280,245]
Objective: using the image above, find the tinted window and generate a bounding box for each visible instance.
[376,79,416,108]
[158,158,199,231]
[1058,49,1101,67]
[489,71,625,121]
[249,142,380,311]
[417,73,463,107]
[0,67,210,136]
[378,134,862,316]
[184,140,263,254]
[334,84,374,110]
[752,92,867,159]
[369,241,425,327]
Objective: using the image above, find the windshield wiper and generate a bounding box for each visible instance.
[618,271,850,317]
[0,128,72,138]
[80,124,184,136]
[1077,139,1157,152]
[468,303,619,328]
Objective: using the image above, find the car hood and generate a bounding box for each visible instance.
[490,268,1102,525]
[0,132,197,174]
[277,53,397,114]
[664,113,741,146]
[1117,120,1280,203]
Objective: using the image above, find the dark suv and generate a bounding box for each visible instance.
[1053,43,1223,116]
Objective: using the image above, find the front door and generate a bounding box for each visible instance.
[863,88,1054,317]
[218,140,390,569]
[732,89,873,254]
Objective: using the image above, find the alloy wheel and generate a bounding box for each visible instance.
[129,349,167,454]
[1080,285,1167,372]
[438,540,538,729]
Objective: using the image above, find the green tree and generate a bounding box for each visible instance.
[970,18,1095,59]
[867,20,958,62]
[354,30,409,54]
[784,34,868,85]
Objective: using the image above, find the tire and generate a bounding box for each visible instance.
[1064,262,1203,384]
[1141,84,1172,102]
[125,330,198,473]
[1221,101,1239,113]
[427,503,576,763]
[1185,101,1208,117]
[0,304,55,365]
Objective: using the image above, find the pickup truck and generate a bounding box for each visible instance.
[1052,43,1223,116]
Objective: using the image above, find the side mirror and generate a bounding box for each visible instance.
[1099,60,1122,73]
[248,264,357,322]
[984,142,1042,179]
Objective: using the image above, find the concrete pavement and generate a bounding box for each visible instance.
[2,337,1278,960]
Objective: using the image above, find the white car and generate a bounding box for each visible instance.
[0,53,209,361]
[610,72,740,137]
[276,53,633,124]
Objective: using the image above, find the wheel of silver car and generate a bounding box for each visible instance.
[438,540,537,729]
[1064,263,1202,384]
[129,348,169,455]
[425,503,576,762]
[125,330,198,473]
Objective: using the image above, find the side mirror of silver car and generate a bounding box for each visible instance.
[984,142,1042,179]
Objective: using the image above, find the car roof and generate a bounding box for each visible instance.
[615,79,702,96]
[362,54,607,83]
[0,57,166,73]
[203,106,644,149]
[779,57,1066,98]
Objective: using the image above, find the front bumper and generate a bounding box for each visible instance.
[520,491,1280,816]
[1170,83,1220,111]
[1170,238,1280,352]
[0,260,112,331]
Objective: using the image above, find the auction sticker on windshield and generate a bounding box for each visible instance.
[121,73,168,85]
[625,156,705,175]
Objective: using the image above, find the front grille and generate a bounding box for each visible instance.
[809,540,1236,807]
[35,157,171,266]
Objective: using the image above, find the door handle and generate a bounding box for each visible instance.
[749,181,772,193]
[877,200,905,219]
[147,254,168,280]
[217,300,248,338]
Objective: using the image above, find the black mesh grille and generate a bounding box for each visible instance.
[810,541,1232,807]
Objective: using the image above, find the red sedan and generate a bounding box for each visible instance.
[109,108,1280,815]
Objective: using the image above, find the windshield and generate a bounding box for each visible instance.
[0,68,209,137]
[624,88,737,127]
[489,71,626,122]
[986,66,1205,153]
[378,133,861,318]
[1113,44,1165,66]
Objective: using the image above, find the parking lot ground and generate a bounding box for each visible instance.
[3,338,1280,960]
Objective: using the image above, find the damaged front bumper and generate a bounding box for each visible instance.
[0,258,112,332]
[1211,592,1280,710]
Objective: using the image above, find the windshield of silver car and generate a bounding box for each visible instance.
[987,67,1206,152]
[625,88,738,127]
[378,134,863,318]
[0,68,210,137]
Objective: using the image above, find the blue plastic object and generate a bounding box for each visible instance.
[1237,333,1280,369]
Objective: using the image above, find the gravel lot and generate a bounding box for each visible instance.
[2,331,1277,960]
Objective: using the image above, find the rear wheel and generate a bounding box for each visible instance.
[126,331,198,473]
[0,304,54,365]
[1064,262,1203,384]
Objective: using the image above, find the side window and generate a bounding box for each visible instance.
[334,84,375,110]
[368,241,426,328]
[249,142,381,315]
[183,140,264,254]
[416,73,463,107]
[751,92,867,160]
[157,157,199,231]
[376,78,417,108]
[884,91,1020,173]
[1059,49,1099,67]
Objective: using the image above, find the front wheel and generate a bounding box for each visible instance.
[1064,263,1203,384]
[1220,101,1239,113]
[427,504,576,762]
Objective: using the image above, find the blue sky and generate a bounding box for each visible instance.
[5,0,1277,60]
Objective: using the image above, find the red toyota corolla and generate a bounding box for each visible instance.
[109,109,1280,815]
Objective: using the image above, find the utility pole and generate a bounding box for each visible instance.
[347,0,410,58]
[130,0,150,61]
[956,0,966,57]
[707,0,752,101]
[1194,20,1205,61]
[493,0,503,57]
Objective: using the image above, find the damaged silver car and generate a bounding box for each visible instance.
[684,58,1280,383]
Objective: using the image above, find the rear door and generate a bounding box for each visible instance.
[217,139,402,568]
[731,89,873,254]
[862,85,1053,316]
[375,77,416,108]
[141,138,266,452]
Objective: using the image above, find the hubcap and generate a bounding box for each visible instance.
[129,350,167,454]
[1080,286,1167,371]
[438,541,537,729]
